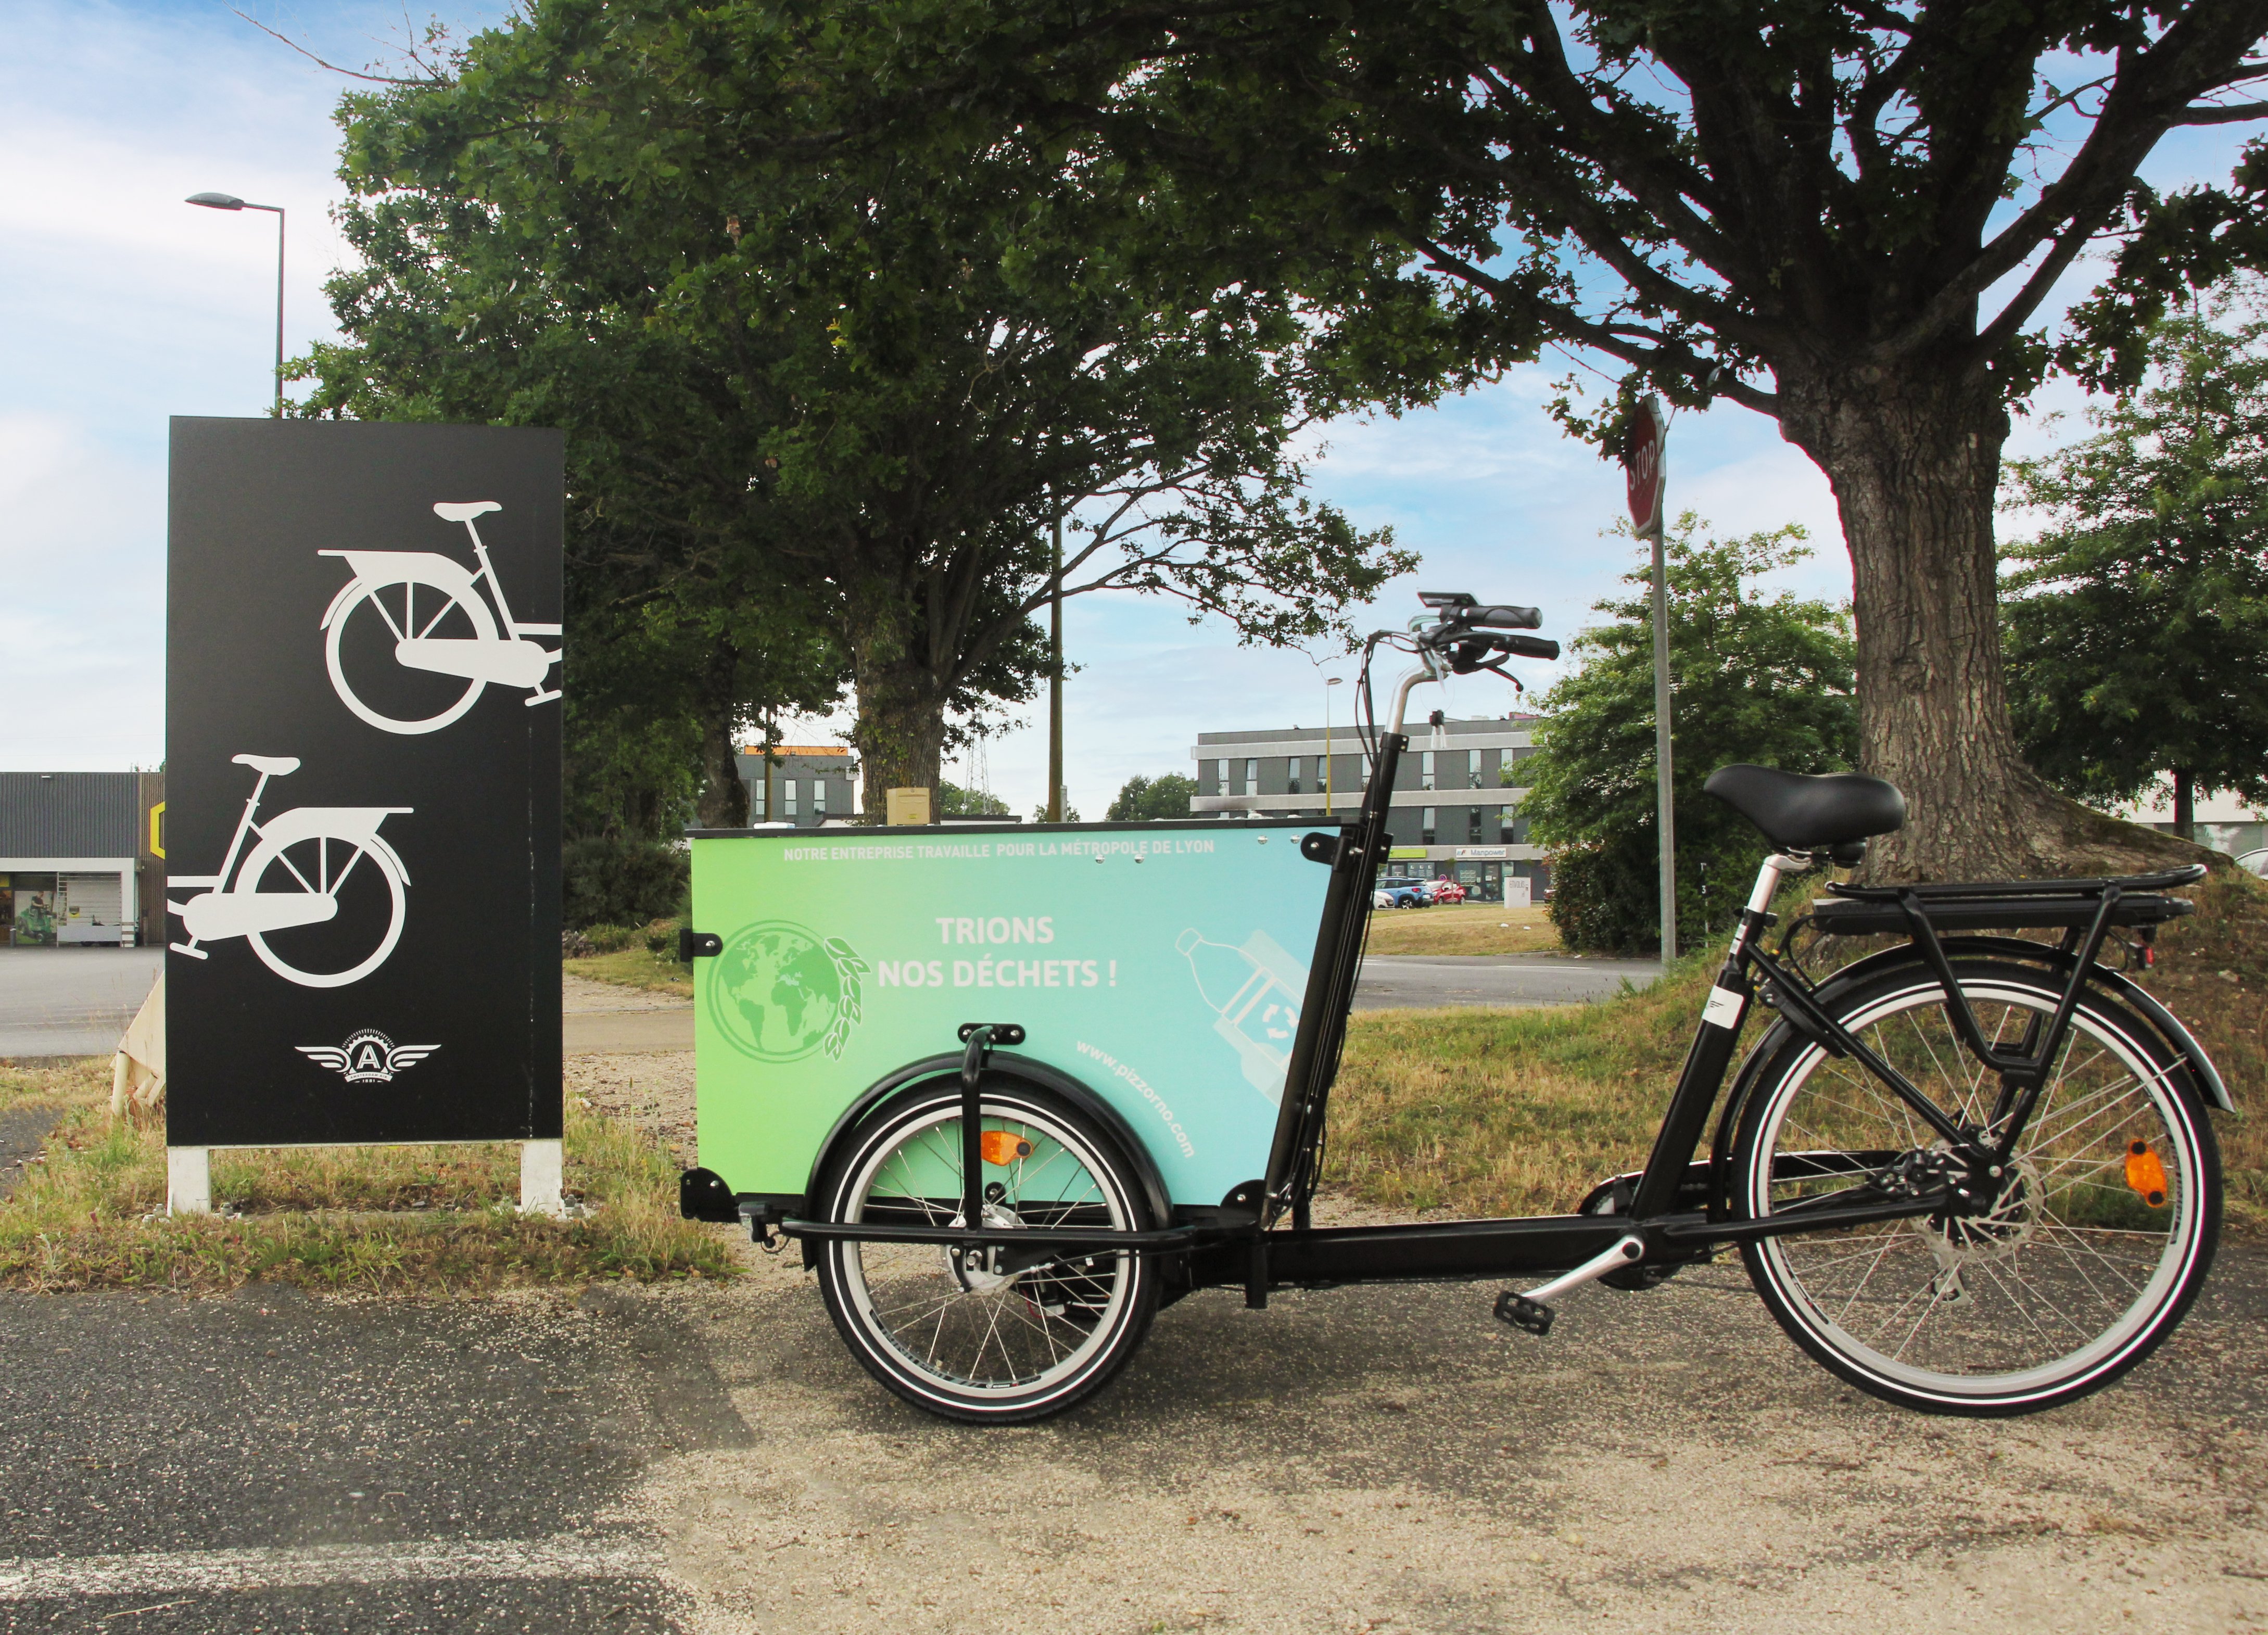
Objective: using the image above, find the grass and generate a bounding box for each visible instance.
[0,1060,736,1292]
[565,944,693,997]
[1328,955,1710,1215]
[1327,869,2268,1231]
[1359,902,1564,957]
[565,914,693,996]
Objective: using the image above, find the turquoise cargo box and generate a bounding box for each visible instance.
[690,821,1335,1205]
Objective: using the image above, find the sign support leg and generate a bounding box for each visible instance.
[520,1138,565,1216]
[167,1147,211,1215]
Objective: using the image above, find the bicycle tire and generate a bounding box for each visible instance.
[240,833,408,990]
[1732,958,2220,1415]
[813,1079,1160,1423]
[325,576,491,736]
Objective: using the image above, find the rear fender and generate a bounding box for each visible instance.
[319,552,492,633]
[1708,937,2236,1189]
[799,1049,1174,1270]
[252,807,413,885]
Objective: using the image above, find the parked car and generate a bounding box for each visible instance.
[1375,881,1429,909]
[2238,847,2268,878]
[1430,879,1468,905]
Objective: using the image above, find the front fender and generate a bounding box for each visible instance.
[797,1049,1175,1271]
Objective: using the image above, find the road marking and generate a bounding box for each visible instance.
[0,1535,661,1601]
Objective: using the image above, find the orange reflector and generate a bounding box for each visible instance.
[980,1131,1034,1167]
[2125,1140,2169,1209]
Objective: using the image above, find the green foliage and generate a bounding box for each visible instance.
[1524,517,1858,954]
[1105,774,1200,821]
[2004,288,2268,825]
[306,0,1449,803]
[936,782,1012,817]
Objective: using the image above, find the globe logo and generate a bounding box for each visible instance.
[707,921,867,1062]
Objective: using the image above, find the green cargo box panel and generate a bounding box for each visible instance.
[691,821,1335,1206]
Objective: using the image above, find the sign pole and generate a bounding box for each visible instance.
[1624,395,1676,967]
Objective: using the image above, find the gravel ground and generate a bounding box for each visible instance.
[562,974,2268,1631]
[619,1228,2268,1635]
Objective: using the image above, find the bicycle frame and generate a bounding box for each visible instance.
[457,515,561,641]
[768,636,2156,1307]
[167,768,275,895]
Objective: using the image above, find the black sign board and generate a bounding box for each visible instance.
[166,419,563,1148]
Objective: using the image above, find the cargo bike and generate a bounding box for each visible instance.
[679,593,2232,1423]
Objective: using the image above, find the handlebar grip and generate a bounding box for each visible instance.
[1473,605,1542,630]
[1500,633,1560,660]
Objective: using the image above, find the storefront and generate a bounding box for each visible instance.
[0,772,153,947]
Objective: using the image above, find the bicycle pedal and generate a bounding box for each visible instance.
[1493,1290,1555,1336]
[524,689,561,707]
[169,942,209,960]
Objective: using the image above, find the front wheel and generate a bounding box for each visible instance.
[813,1080,1160,1422]
[1733,960,2220,1416]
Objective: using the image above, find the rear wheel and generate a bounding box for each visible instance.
[1734,960,2220,1415]
[813,1081,1159,1422]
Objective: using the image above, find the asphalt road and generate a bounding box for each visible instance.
[1351,953,1661,1010]
[0,948,162,1059]
[3,1235,2262,1633]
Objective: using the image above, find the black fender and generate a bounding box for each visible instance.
[799,1049,1176,1269]
[1707,935,2237,1211]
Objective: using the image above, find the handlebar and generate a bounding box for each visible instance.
[1469,605,1542,630]
[1498,632,1560,660]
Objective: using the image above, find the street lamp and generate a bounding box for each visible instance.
[186,192,286,416]
[1324,676,1344,816]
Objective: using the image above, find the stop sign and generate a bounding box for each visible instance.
[1624,394,1667,535]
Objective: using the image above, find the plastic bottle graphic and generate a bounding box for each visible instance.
[1176,927,1307,1105]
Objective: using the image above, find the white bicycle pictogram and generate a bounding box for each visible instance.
[167,755,412,989]
[320,501,562,736]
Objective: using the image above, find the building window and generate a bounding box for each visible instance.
[1287,756,1302,795]
[1245,758,1259,793]
[1468,750,1484,789]
[1421,807,1437,846]
[1420,751,1436,791]
[1468,805,1483,843]
[814,779,827,816]
[1500,805,1517,844]
[751,778,766,819]
[784,780,798,818]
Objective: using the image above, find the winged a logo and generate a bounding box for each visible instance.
[296,1029,440,1084]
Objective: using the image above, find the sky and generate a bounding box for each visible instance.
[1,1,2255,817]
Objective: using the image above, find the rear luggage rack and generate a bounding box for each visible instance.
[1813,864,2203,936]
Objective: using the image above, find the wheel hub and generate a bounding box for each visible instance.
[945,1201,1024,1294]
[1914,1157,2041,1302]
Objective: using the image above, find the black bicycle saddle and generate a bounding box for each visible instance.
[1704,763,1905,853]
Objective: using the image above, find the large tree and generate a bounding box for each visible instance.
[745,0,2268,877]
[2003,286,2268,838]
[311,2,1453,810]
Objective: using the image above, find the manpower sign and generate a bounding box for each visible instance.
[164,420,563,1182]
[689,823,1334,1205]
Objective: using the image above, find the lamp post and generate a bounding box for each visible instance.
[1623,393,1675,969]
[186,192,286,416]
[1324,676,1344,816]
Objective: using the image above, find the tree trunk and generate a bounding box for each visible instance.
[693,640,750,829]
[1778,362,2207,882]
[853,653,949,816]
[2172,767,2195,843]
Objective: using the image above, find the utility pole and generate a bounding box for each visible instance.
[1047,501,1065,823]
[1624,394,1675,967]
